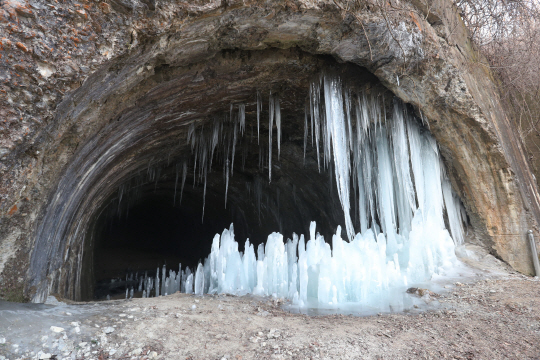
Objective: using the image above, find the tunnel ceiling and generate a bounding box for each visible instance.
[1,0,539,303]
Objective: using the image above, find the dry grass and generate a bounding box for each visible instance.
[456,0,540,176]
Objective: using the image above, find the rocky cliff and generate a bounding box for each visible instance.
[1,0,539,301]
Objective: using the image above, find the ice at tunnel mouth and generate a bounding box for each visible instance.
[114,74,468,310]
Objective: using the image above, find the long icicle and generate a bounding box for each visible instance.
[276,96,281,160]
[269,92,275,182]
[179,160,187,205]
[173,163,179,205]
[257,91,261,144]
[304,104,308,165]
[323,75,355,241]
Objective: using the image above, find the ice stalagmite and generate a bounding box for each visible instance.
[161,264,166,296]
[156,267,160,297]
[185,273,193,294]
[243,239,257,292]
[194,263,205,295]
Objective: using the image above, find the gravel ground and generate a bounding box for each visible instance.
[1,247,540,360]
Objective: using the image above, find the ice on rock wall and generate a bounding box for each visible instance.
[163,74,466,308]
[130,74,467,310]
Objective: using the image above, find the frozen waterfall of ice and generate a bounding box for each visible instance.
[150,75,465,308]
[120,74,467,309]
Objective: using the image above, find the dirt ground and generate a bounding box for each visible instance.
[1,248,540,360]
[77,278,540,360]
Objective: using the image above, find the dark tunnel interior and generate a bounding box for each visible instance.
[82,57,392,300]
[91,148,350,299]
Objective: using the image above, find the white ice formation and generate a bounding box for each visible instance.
[136,74,467,309]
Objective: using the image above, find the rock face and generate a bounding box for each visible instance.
[1,0,539,301]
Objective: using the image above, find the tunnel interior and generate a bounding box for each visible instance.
[30,47,468,303]
[90,118,354,299]
[76,49,391,300]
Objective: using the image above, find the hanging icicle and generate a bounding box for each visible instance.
[269,92,275,183]
[256,91,261,144]
[239,104,246,136]
[275,96,281,160]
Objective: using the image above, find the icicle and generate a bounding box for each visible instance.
[442,173,465,245]
[173,163,179,205]
[231,121,237,176]
[209,119,219,170]
[391,99,414,236]
[311,82,322,171]
[239,104,246,135]
[202,166,207,222]
[375,127,397,237]
[269,93,274,182]
[323,76,355,241]
[310,91,314,146]
[344,88,354,152]
[275,96,281,160]
[154,167,161,191]
[257,91,261,144]
[304,104,308,164]
[187,122,195,146]
[225,159,229,208]
[180,161,187,205]
[407,116,425,213]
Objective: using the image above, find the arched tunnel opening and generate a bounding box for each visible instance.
[86,87,355,300]
[28,48,469,307]
[4,0,540,355]
[90,139,349,300]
